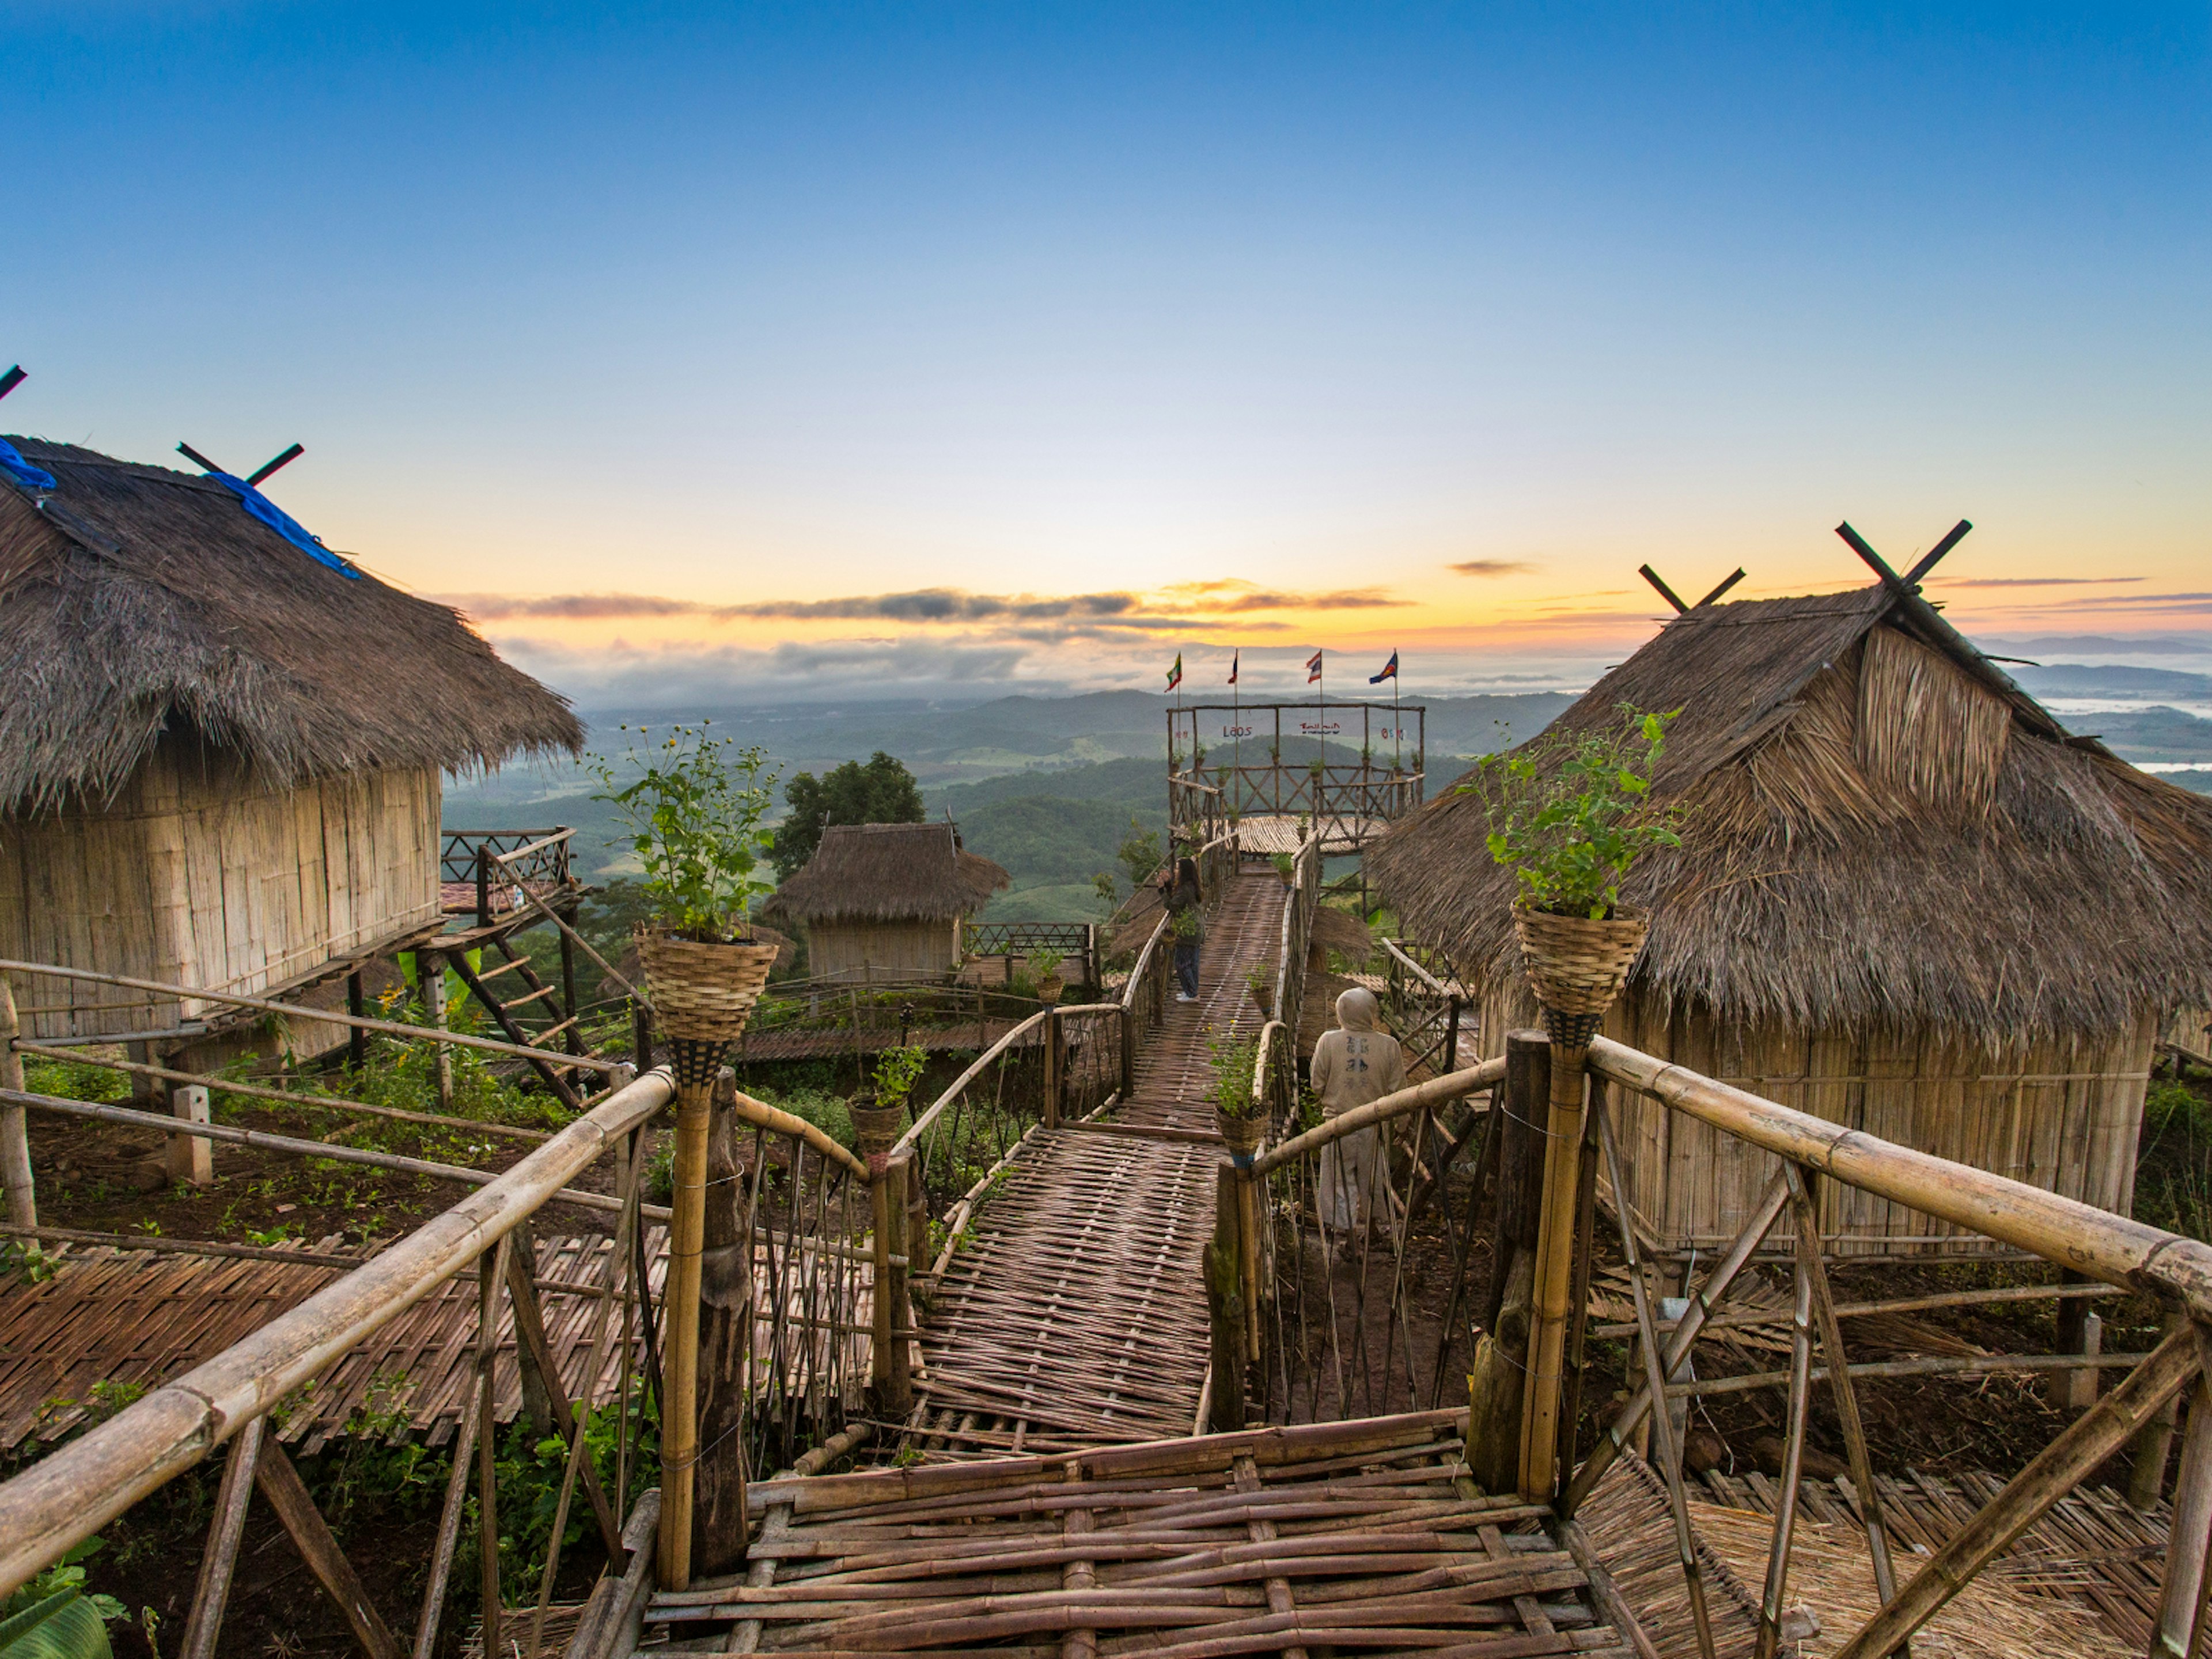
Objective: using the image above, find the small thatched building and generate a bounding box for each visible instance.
[1372,582,2212,1256]
[0,438,582,1039]
[768,822,1009,983]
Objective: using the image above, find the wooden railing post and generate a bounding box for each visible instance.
[0,974,36,1227]
[2153,1343,2212,1659]
[346,971,368,1072]
[475,843,491,929]
[1469,1031,1546,1493]
[2134,1307,2190,1510]
[1119,1004,1135,1101]
[658,1050,717,1592]
[883,1146,916,1420]
[416,949,453,1112]
[1044,1007,1063,1130]
[1206,1158,1247,1432]
[693,1069,752,1578]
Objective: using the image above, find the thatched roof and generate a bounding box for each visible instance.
[767,823,1010,924]
[1370,583,2212,1040]
[0,439,582,813]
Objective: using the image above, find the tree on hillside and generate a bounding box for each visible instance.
[1090,817,1165,917]
[772,751,927,878]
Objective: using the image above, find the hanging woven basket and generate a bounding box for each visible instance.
[635,925,778,1045]
[1513,903,1648,1024]
[1215,1109,1267,1166]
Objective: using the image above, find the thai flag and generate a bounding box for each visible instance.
[1165,653,1183,692]
[1306,649,1323,684]
[1227,649,1238,685]
[1370,650,1398,685]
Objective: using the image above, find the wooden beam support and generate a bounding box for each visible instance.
[1831,1324,2202,1659]
[410,1387,479,1659]
[503,1234,624,1558]
[179,1415,262,1659]
[1903,518,1973,585]
[1693,568,1746,608]
[255,1438,404,1659]
[477,1235,510,1659]
[446,948,582,1108]
[1638,565,1688,613]
[0,974,35,1227]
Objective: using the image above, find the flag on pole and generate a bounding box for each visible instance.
[1227,649,1238,685]
[1165,653,1183,692]
[1306,649,1323,685]
[1369,650,1398,685]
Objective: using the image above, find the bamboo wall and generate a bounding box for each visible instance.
[0,736,441,1039]
[1478,980,2155,1257]
[2163,1007,2212,1066]
[806,916,963,984]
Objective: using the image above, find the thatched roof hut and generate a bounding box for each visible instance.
[1372,581,2212,1255]
[767,822,1009,983]
[1,438,581,1037]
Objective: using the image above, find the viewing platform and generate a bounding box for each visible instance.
[1166,698,1426,854]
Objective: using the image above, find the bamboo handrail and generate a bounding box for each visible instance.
[1378,938,1457,999]
[1120,915,1171,1013]
[0,959,627,1075]
[1250,1056,1505,1177]
[1586,1035,2212,1317]
[3,1089,663,1221]
[893,1010,1050,1156]
[9,1039,556,1144]
[0,1065,677,1597]
[730,1085,869,1180]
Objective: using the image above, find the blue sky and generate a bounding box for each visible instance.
[4,3,2206,701]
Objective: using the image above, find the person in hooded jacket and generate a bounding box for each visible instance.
[1160,855,1203,1001]
[1309,986,1406,1231]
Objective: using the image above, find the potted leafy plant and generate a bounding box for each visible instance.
[1030,946,1066,1006]
[1461,705,1682,1040]
[1271,851,1296,888]
[851,1043,927,1156]
[590,724,782,1058]
[1245,964,1274,1020]
[1206,1027,1266,1164]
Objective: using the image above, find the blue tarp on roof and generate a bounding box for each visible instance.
[0,438,55,493]
[204,471,361,579]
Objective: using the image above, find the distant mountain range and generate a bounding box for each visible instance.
[443,675,2211,922]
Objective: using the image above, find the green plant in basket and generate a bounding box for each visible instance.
[1459,704,1684,920]
[872,1045,927,1112]
[1204,1027,1263,1120]
[1029,946,1065,981]
[1271,851,1295,882]
[588,722,779,941]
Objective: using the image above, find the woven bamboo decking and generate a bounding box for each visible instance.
[650,1408,1642,1656]
[910,870,1287,1455]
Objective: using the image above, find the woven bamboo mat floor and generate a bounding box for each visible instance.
[648,1408,1641,1656]
[0,1227,860,1456]
[1575,1451,2181,1659]
[910,873,1286,1455]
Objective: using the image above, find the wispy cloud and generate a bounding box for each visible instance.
[1448,560,1535,577]
[441,581,1405,628]
[1931,576,2145,589]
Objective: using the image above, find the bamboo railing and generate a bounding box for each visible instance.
[1380,935,1467,1079]
[0,958,885,1654]
[1549,1035,2212,1659]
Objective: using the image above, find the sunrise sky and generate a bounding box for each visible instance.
[4,3,2205,704]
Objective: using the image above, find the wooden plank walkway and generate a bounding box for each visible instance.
[652,1408,1639,1657]
[910,870,1286,1455]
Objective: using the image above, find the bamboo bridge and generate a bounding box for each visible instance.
[6,793,2212,1657]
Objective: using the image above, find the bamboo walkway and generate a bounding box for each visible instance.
[909,870,1287,1455]
[652,1408,1642,1657]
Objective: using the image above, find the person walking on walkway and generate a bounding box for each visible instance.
[1161,855,1203,1002]
[1310,986,1406,1231]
